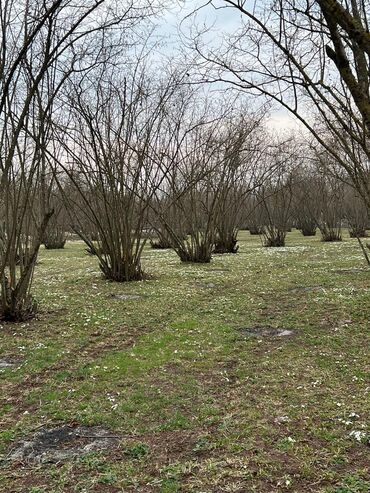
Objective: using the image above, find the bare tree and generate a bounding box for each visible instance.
[315,172,344,242]
[291,170,320,236]
[58,66,181,281]
[0,1,158,319]
[249,139,297,247]
[158,121,224,263]
[151,93,253,263]
[149,195,185,249]
[245,196,264,235]
[344,186,369,238]
[257,175,294,247]
[192,0,370,213]
[43,189,69,250]
[212,115,267,253]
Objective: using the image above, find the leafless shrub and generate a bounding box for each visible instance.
[59,67,180,281]
[43,190,68,249]
[311,165,344,242]
[344,187,369,238]
[291,171,320,237]
[255,143,296,247]
[258,180,293,247]
[0,0,145,320]
[212,116,267,253]
[193,0,370,215]
[150,94,227,263]
[245,199,264,235]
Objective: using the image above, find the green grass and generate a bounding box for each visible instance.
[0,230,369,492]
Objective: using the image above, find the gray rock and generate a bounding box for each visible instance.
[239,327,295,337]
[7,425,120,463]
[111,293,143,300]
[0,359,16,368]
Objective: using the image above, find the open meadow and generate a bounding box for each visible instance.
[0,230,369,493]
[2,1,370,491]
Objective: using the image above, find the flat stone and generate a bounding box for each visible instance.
[0,358,17,368]
[274,415,291,424]
[7,425,120,463]
[110,294,143,300]
[240,327,295,337]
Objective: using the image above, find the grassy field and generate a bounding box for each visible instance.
[0,230,369,493]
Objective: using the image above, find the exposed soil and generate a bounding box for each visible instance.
[7,425,121,463]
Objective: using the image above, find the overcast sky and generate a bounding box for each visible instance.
[154,0,303,133]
